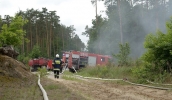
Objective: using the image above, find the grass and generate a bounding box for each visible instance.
[41,77,88,100]
[78,66,134,80]
[0,75,43,100]
[73,65,172,89]
[0,74,88,100]
[62,71,87,83]
[45,84,59,90]
[62,75,79,80]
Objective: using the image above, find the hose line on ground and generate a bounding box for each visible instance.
[62,74,172,90]
[147,80,172,86]
[38,74,49,100]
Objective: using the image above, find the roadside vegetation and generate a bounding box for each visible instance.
[76,17,172,86]
[0,75,43,100]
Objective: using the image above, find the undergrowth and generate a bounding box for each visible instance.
[78,65,134,81]
[76,64,172,84]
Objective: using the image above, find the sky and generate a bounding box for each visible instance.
[0,0,106,45]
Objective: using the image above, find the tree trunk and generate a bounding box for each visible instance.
[117,0,123,44]
[30,23,32,51]
[49,22,52,57]
[45,20,49,57]
[36,23,38,45]
[62,28,64,50]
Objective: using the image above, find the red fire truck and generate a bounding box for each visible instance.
[62,50,111,73]
[28,58,53,72]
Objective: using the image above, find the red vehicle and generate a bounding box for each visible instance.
[62,50,111,73]
[28,57,53,71]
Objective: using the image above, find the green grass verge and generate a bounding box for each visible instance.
[78,66,134,80]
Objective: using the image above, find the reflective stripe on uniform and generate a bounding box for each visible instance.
[55,60,60,64]
[53,68,60,70]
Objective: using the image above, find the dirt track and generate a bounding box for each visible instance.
[47,72,172,100]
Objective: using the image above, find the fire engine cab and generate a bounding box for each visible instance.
[62,50,111,73]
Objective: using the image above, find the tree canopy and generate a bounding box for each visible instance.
[0,7,85,58]
[0,15,28,47]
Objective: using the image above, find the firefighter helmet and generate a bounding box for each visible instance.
[56,54,59,58]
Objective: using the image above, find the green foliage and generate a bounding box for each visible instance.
[142,17,172,73]
[17,53,31,64]
[0,15,28,47]
[132,64,172,83]
[37,67,48,77]
[131,66,150,83]
[132,17,172,83]
[113,43,130,66]
[29,45,41,58]
[78,66,133,80]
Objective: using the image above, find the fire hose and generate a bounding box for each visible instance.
[38,74,49,100]
[60,66,172,90]
[62,74,172,90]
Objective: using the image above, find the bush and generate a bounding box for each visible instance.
[134,17,172,84]
[79,65,133,80]
[113,43,130,66]
[37,67,48,77]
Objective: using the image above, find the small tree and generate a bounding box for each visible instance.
[29,45,41,58]
[113,43,130,66]
[0,15,28,47]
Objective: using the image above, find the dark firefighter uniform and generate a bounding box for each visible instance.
[52,57,62,78]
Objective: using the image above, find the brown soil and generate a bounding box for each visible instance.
[0,55,43,100]
[47,72,172,100]
[0,54,32,78]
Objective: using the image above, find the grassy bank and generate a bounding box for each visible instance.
[0,75,43,100]
[78,66,134,80]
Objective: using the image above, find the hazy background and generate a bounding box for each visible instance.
[84,0,172,59]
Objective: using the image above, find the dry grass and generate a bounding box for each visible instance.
[0,75,43,100]
[0,75,88,100]
[0,54,87,100]
[41,77,88,100]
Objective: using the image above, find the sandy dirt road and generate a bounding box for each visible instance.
[47,72,172,100]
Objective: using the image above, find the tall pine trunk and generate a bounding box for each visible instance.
[117,0,123,44]
[45,20,49,57]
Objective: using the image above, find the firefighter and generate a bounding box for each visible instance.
[52,54,62,78]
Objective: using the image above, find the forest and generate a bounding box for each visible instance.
[0,7,85,59]
[0,0,172,60]
[84,0,172,58]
